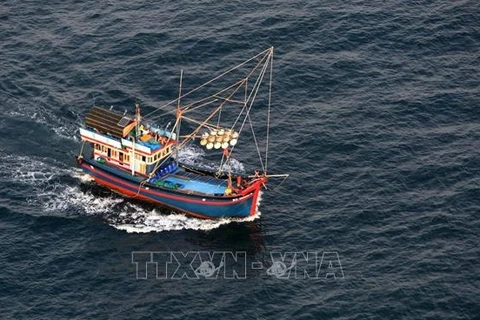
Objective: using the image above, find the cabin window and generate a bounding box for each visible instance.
[142,156,146,162]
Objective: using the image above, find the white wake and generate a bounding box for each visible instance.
[1,153,261,232]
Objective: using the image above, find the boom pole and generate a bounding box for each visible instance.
[175,70,183,164]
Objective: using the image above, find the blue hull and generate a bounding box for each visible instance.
[78,159,258,219]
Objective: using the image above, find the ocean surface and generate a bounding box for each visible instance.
[1,0,480,318]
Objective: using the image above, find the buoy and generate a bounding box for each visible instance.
[222,142,229,149]
[230,138,238,146]
[206,142,213,149]
[200,139,207,146]
[214,142,221,149]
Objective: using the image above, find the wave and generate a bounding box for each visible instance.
[0,89,80,142]
[1,152,259,232]
[108,200,261,233]
[0,154,71,187]
[178,144,246,173]
[112,192,262,233]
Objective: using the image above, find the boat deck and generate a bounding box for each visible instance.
[162,169,228,195]
[137,133,163,151]
[91,158,228,195]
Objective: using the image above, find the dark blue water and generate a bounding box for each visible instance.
[1,0,480,318]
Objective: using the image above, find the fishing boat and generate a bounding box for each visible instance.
[76,47,288,219]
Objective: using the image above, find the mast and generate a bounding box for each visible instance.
[131,103,141,176]
[265,46,273,175]
[135,103,141,138]
[130,136,135,176]
[175,70,183,164]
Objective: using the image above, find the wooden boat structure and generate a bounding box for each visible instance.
[76,47,288,219]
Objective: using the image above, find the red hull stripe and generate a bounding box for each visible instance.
[81,163,256,206]
[91,175,219,219]
[250,186,260,216]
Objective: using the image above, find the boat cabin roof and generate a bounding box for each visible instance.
[85,107,135,138]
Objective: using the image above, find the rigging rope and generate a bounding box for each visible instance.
[143,48,275,180]
[247,112,265,172]
[265,49,273,174]
[177,79,246,150]
[229,52,271,132]
[143,48,272,119]
[181,80,244,114]
[227,54,271,160]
